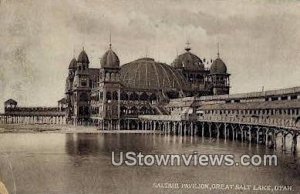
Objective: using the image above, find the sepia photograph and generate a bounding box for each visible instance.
[0,0,299,193]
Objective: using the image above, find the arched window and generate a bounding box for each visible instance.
[120,106,127,115]
[106,91,112,101]
[140,106,148,115]
[150,108,155,114]
[120,92,128,100]
[112,91,118,100]
[129,92,139,101]
[95,94,99,101]
[140,92,149,101]
[149,93,157,101]
[79,93,89,101]
[130,106,138,115]
[84,107,89,115]
[79,106,84,115]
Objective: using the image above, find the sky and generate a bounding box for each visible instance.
[0,0,300,111]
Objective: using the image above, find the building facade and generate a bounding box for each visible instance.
[64,43,230,128]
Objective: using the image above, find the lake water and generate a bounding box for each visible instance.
[0,132,299,194]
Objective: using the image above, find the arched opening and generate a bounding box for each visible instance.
[129,92,139,101]
[79,106,83,115]
[129,106,138,115]
[165,91,179,99]
[106,91,112,101]
[149,93,157,102]
[79,93,89,101]
[140,92,149,101]
[120,106,127,115]
[78,106,89,116]
[120,92,128,100]
[84,107,89,115]
[140,106,148,115]
[112,91,118,100]
[149,108,155,114]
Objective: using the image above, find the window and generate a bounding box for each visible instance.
[106,91,112,101]
[81,81,87,87]
[121,92,129,100]
[79,93,89,101]
[281,96,288,100]
[112,91,118,100]
[140,92,149,101]
[149,93,157,101]
[129,92,139,101]
[291,95,297,100]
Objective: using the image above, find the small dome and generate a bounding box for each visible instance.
[77,50,89,64]
[171,48,204,70]
[210,57,227,74]
[120,57,188,90]
[4,99,17,105]
[68,58,77,69]
[100,48,120,68]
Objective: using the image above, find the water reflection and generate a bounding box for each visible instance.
[66,133,103,156]
[65,133,300,163]
[65,133,163,156]
[0,133,299,194]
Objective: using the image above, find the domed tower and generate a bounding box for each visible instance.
[209,52,230,95]
[65,58,77,123]
[171,42,210,96]
[98,43,121,129]
[72,49,91,125]
[65,58,77,93]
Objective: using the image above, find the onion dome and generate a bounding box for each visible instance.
[68,58,77,69]
[4,99,17,106]
[100,47,120,68]
[171,46,204,70]
[77,49,89,64]
[120,57,188,90]
[210,57,227,74]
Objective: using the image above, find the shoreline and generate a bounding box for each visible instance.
[0,124,159,134]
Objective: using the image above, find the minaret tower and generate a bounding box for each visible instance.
[73,48,91,125]
[209,44,230,95]
[65,57,77,123]
[99,37,121,130]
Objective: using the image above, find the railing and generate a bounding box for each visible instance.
[139,115,182,121]
[199,115,299,129]
[4,107,65,116]
[5,107,61,111]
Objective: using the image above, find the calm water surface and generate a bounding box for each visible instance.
[0,132,300,194]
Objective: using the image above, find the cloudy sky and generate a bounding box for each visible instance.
[0,0,300,110]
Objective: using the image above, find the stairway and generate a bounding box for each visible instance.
[151,103,170,115]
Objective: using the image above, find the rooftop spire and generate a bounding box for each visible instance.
[109,31,112,49]
[145,47,148,57]
[217,42,220,58]
[185,40,191,52]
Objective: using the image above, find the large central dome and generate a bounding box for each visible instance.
[120,57,188,90]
